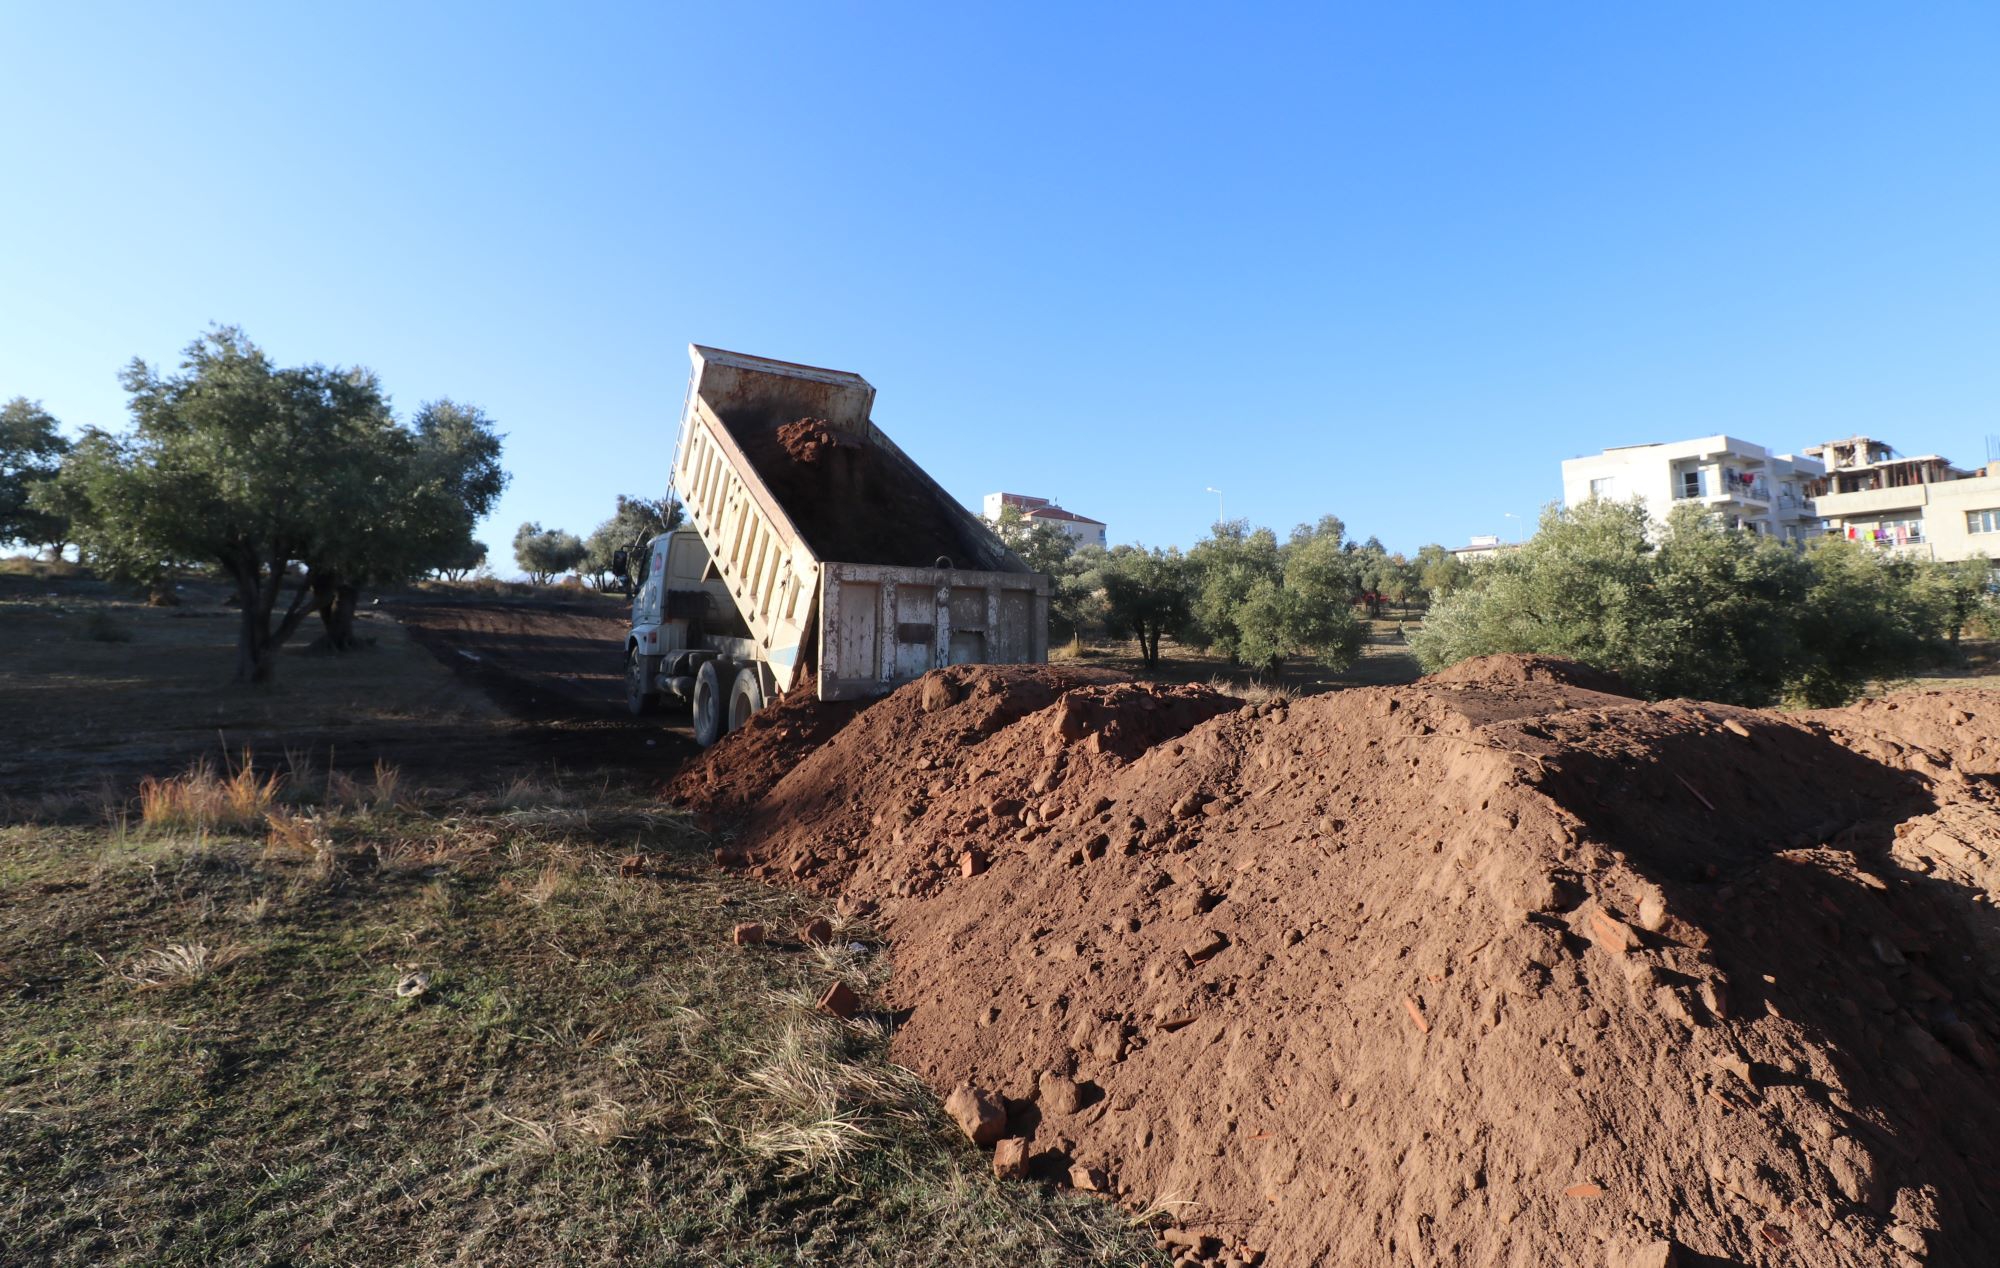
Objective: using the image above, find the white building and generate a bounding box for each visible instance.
[1449,534,1515,562]
[1560,435,1825,542]
[981,492,1107,550]
[1803,436,2000,563]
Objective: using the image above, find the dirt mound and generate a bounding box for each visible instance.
[1806,690,2000,779]
[1426,651,1636,697]
[720,665,2000,1265]
[730,663,1219,889]
[665,671,861,818]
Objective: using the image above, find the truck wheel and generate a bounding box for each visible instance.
[727,666,765,733]
[691,659,726,747]
[626,648,660,716]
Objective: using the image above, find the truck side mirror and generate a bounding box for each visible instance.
[611,548,629,576]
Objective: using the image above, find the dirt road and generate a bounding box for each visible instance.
[0,582,697,815]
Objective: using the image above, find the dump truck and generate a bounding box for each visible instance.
[620,345,1050,746]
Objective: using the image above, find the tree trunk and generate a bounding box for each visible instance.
[230,553,315,685]
[311,569,360,651]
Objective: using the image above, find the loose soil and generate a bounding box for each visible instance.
[699,653,2000,1267]
[718,409,1014,572]
[666,670,861,820]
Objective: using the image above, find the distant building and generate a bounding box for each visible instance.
[1449,534,1515,562]
[981,492,1107,550]
[1803,435,2000,563]
[1560,431,2000,567]
[1559,435,1825,542]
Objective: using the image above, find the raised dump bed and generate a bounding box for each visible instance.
[669,345,1048,705]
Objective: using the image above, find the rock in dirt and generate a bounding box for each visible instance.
[1068,1162,1108,1192]
[800,916,834,945]
[730,922,765,946]
[1616,1240,1679,1268]
[817,979,860,1019]
[991,1135,1029,1179]
[944,1084,1007,1145]
[1038,1071,1084,1116]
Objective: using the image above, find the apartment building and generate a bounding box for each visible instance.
[981,492,1108,550]
[1804,436,2000,563]
[1559,435,1825,541]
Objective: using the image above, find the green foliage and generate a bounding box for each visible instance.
[582,494,684,589]
[1910,555,1995,650]
[992,503,1079,577]
[2,396,72,553]
[433,537,488,582]
[1184,516,1364,679]
[1784,539,1936,706]
[47,329,507,676]
[53,329,412,682]
[513,521,586,584]
[1414,543,1473,602]
[1099,546,1192,668]
[1052,544,1110,643]
[396,400,508,577]
[1410,499,1947,706]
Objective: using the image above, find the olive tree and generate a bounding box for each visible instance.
[304,398,507,648]
[53,328,422,683]
[2,396,71,555]
[582,494,683,590]
[1411,499,1935,706]
[1101,545,1193,669]
[514,522,586,584]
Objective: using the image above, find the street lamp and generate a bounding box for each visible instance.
[1204,486,1225,526]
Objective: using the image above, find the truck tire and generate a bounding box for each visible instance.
[626,648,661,716]
[727,666,765,733]
[691,659,726,748]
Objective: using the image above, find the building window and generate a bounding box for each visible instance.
[1970,509,2000,535]
[1589,477,1614,499]
[1679,470,1705,499]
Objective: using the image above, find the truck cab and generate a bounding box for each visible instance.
[622,530,766,743]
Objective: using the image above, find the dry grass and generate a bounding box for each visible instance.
[138,756,282,834]
[116,940,248,989]
[725,1009,928,1173]
[263,806,328,857]
[2,760,1162,1265]
[494,772,571,810]
[1214,677,1295,709]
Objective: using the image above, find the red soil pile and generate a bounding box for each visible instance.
[664,671,860,819]
[1425,650,1636,698]
[718,655,2000,1266]
[773,417,853,465]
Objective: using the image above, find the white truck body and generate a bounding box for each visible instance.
[624,346,1048,742]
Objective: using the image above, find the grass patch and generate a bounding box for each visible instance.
[0,773,1164,1266]
[138,756,283,833]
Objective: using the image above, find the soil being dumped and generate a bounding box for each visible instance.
[698,657,2000,1266]
[773,417,855,465]
[718,411,1015,572]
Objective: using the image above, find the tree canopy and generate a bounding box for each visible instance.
[50,327,507,681]
[514,522,586,584]
[1409,499,1970,706]
[1,396,71,554]
[583,494,684,590]
[1182,516,1364,679]
[1100,546,1193,669]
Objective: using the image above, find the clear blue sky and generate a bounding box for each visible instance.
[5,3,1998,567]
